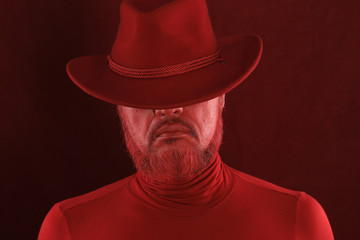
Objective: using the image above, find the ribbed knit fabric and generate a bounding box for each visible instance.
[130,152,234,216]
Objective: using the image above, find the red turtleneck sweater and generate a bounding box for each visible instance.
[38,153,334,239]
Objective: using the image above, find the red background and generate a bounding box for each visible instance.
[1,0,359,239]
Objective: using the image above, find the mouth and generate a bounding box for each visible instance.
[157,131,190,138]
[154,124,192,140]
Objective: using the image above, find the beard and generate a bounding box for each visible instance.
[118,109,223,183]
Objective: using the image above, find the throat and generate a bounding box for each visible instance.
[129,152,235,216]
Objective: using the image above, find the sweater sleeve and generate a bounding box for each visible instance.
[294,192,334,240]
[38,203,71,240]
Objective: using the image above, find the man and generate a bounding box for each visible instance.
[38,0,334,239]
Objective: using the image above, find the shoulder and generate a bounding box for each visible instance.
[295,192,334,240]
[38,203,70,240]
[57,174,135,211]
[228,165,300,198]
[227,165,334,239]
[38,175,135,240]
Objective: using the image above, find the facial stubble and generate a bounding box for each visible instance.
[118,108,223,183]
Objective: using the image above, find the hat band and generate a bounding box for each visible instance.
[107,49,223,78]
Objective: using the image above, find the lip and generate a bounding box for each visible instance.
[157,131,190,138]
[154,125,191,139]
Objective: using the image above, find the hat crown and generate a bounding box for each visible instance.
[110,0,218,68]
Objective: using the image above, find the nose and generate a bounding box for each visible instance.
[155,107,183,117]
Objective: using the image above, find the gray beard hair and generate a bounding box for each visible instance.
[118,110,223,183]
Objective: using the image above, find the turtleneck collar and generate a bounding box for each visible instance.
[128,152,234,216]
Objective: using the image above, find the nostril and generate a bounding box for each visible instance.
[155,107,183,117]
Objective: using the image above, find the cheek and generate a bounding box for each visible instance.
[204,111,218,140]
[122,108,152,145]
[196,105,219,143]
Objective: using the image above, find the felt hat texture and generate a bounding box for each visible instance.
[66,0,263,109]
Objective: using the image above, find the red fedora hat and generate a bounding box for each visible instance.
[66,0,263,109]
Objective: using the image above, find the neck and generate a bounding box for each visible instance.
[129,152,234,216]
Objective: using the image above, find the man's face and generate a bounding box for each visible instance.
[117,95,225,183]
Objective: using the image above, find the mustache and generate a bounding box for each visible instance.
[149,117,198,143]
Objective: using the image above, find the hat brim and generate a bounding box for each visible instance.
[66,34,262,109]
